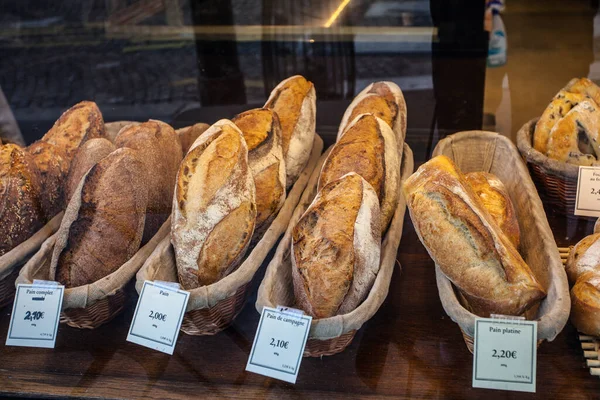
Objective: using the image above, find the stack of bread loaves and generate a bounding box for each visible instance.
[534,77,600,165]
[290,81,406,319]
[403,155,546,317]
[171,75,316,290]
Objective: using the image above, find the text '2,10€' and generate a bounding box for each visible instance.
[6,280,64,349]
[127,280,189,355]
[246,306,312,384]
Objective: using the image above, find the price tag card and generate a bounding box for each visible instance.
[575,166,600,217]
[246,306,312,384]
[6,282,64,348]
[126,280,189,355]
[472,318,537,393]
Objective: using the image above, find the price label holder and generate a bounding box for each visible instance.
[472,316,537,393]
[575,166,600,217]
[246,306,312,383]
[6,280,64,348]
[126,280,189,355]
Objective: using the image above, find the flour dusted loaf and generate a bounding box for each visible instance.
[115,120,183,243]
[0,144,45,256]
[566,233,600,336]
[464,172,520,249]
[338,81,407,153]
[319,114,400,233]
[403,155,546,317]
[292,172,381,318]
[265,75,316,187]
[65,138,116,203]
[232,108,285,236]
[51,148,149,287]
[171,120,256,290]
[27,141,69,218]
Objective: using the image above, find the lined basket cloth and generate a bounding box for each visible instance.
[256,143,414,357]
[136,135,325,335]
[516,118,586,218]
[433,131,570,352]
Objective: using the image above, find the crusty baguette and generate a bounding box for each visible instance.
[292,172,381,318]
[338,81,406,154]
[403,155,546,317]
[0,144,45,256]
[464,172,520,249]
[51,148,149,287]
[232,108,286,236]
[41,101,105,161]
[171,119,256,289]
[265,75,316,187]
[319,114,400,233]
[115,120,183,243]
[178,123,209,154]
[65,138,116,203]
[27,141,69,218]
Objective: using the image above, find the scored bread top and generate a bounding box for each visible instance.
[292,172,381,319]
[171,120,256,289]
[564,77,600,105]
[27,141,69,219]
[566,233,600,284]
[0,144,45,256]
[403,155,546,317]
[319,114,400,234]
[464,172,520,249]
[51,147,149,287]
[178,123,209,154]
[41,101,105,161]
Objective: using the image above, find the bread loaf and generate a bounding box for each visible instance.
[564,77,600,105]
[42,101,105,161]
[464,172,520,249]
[0,144,45,256]
[178,123,209,154]
[403,155,546,316]
[65,138,116,203]
[265,75,316,187]
[319,114,400,233]
[171,120,256,289]
[292,172,381,318]
[232,108,285,235]
[115,120,183,243]
[27,141,69,218]
[338,81,407,153]
[51,148,149,287]
[565,233,600,335]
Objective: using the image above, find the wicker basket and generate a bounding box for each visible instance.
[516,118,589,219]
[256,143,414,357]
[60,289,128,329]
[432,131,571,353]
[0,268,21,308]
[137,136,324,336]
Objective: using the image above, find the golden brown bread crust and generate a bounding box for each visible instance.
[178,123,209,154]
[464,172,520,249]
[171,120,256,289]
[292,173,381,318]
[115,120,183,243]
[403,155,546,317]
[564,77,600,105]
[27,141,69,218]
[52,148,148,287]
[0,144,45,256]
[65,138,115,204]
[318,114,400,233]
[232,108,286,233]
[42,101,105,161]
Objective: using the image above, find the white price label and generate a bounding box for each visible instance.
[575,166,600,217]
[126,280,189,355]
[246,306,312,384]
[6,283,64,348]
[472,318,537,393]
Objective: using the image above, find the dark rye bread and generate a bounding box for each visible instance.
[27,141,69,218]
[292,173,381,318]
[51,148,149,287]
[115,120,183,243]
[0,144,45,256]
[65,138,116,203]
